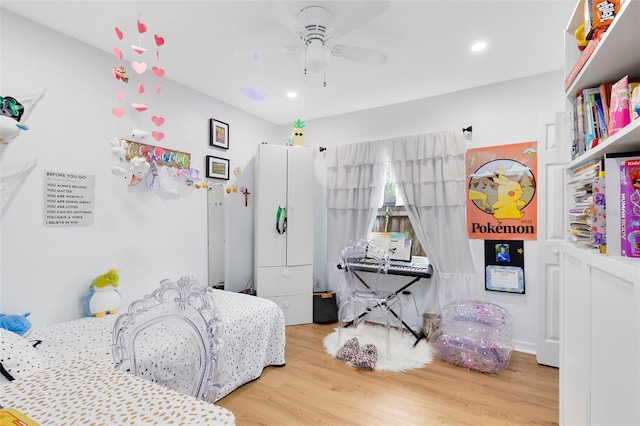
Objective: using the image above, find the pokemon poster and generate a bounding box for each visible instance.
[466,141,538,240]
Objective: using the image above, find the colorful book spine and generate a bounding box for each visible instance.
[590,171,606,252]
[620,158,640,257]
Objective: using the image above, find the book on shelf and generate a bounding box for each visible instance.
[590,171,606,253]
[599,80,614,133]
[565,36,600,90]
[629,81,640,121]
[620,158,640,258]
[573,92,586,159]
[610,75,630,136]
[567,160,597,246]
[583,86,603,149]
[604,151,640,257]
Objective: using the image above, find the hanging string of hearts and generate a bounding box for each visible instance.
[151,32,165,143]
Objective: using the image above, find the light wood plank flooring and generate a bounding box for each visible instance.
[217,323,559,426]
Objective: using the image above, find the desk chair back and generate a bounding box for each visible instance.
[340,239,390,294]
[112,276,225,403]
[337,239,403,358]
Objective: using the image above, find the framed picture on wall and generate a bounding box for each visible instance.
[484,239,525,294]
[209,118,229,149]
[206,155,229,180]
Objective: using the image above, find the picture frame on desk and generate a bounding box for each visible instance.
[209,118,229,149]
[206,155,229,180]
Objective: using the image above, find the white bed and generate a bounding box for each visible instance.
[6,289,285,401]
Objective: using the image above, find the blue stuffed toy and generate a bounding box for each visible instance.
[0,312,32,336]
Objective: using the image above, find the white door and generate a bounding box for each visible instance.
[286,147,314,267]
[536,111,570,367]
[255,145,288,268]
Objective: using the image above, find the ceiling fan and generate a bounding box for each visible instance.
[239,1,390,81]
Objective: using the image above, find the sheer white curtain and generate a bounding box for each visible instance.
[387,129,480,314]
[325,140,386,300]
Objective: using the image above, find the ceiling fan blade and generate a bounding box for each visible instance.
[235,45,298,60]
[272,1,305,36]
[330,44,388,66]
[329,0,390,39]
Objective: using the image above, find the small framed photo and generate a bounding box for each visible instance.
[206,155,229,180]
[209,118,229,149]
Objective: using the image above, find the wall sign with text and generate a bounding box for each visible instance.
[43,171,95,226]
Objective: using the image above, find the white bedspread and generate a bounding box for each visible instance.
[29,290,285,401]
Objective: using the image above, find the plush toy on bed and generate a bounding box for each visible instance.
[79,269,121,317]
[0,312,32,336]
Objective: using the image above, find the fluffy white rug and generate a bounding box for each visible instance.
[323,323,434,372]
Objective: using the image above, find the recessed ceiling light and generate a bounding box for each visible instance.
[287,91,297,99]
[471,41,487,52]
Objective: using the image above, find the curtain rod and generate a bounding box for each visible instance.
[318,126,472,152]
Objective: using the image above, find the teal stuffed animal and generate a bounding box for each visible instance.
[0,312,32,335]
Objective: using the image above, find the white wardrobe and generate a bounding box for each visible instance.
[254,144,314,325]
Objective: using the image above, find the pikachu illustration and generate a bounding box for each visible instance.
[491,169,525,220]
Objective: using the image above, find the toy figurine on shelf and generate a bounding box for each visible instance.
[288,118,306,147]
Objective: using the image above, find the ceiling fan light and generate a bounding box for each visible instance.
[302,39,330,74]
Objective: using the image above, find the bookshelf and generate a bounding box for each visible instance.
[560,1,640,425]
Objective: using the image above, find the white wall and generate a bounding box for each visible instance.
[1,10,566,352]
[302,70,566,352]
[0,11,280,329]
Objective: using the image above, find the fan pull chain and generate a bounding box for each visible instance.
[323,71,326,87]
[304,47,308,75]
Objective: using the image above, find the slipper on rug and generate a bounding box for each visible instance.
[323,323,434,372]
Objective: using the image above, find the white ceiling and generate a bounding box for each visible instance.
[2,0,576,126]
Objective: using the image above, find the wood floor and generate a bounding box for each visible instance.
[216,323,559,426]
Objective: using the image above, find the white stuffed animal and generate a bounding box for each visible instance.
[129,156,150,186]
[109,137,129,161]
[130,129,150,143]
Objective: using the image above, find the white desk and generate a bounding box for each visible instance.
[0,358,235,425]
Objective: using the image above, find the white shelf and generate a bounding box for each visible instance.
[565,0,640,99]
[561,2,640,424]
[567,118,640,169]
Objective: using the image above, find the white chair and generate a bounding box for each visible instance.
[337,239,403,358]
[112,276,225,403]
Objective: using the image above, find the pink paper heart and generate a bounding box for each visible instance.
[137,19,147,34]
[155,85,162,94]
[115,27,123,40]
[117,91,125,101]
[151,116,165,126]
[154,35,165,47]
[131,61,147,74]
[131,45,147,55]
[131,103,148,112]
[152,131,165,142]
[112,107,125,118]
[152,66,165,77]
[154,147,165,157]
[113,47,123,60]
[138,82,145,94]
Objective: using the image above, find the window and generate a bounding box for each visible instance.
[371,163,426,258]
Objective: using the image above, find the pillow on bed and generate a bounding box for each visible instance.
[0,328,43,383]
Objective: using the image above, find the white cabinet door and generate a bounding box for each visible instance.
[255,145,288,268]
[286,147,314,267]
